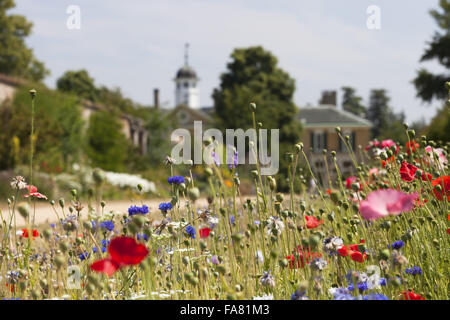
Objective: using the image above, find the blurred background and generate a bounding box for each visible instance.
[0,0,448,201]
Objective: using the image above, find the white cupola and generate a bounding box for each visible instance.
[174,43,200,109]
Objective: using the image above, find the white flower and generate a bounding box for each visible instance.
[256,250,264,264]
[266,216,284,235]
[102,171,156,193]
[253,293,274,300]
[260,271,275,288]
[10,176,27,190]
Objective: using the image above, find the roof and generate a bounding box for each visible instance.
[175,65,198,79]
[0,73,27,87]
[298,105,372,128]
[168,104,212,123]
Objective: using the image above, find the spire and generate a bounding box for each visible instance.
[184,43,189,66]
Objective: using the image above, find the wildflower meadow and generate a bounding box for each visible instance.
[0,88,448,301]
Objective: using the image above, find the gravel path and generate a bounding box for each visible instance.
[0,198,212,227]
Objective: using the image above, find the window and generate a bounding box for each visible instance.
[339,131,356,152]
[184,82,188,88]
[310,131,327,153]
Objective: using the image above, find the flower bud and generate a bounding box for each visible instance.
[59,198,65,209]
[17,202,30,219]
[188,187,200,201]
[249,102,256,111]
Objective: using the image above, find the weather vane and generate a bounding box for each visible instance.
[184,43,189,66]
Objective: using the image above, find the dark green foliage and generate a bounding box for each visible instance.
[341,87,366,117]
[0,84,83,171]
[366,89,391,139]
[0,0,49,81]
[56,69,98,101]
[212,46,302,191]
[413,0,450,103]
[84,109,130,171]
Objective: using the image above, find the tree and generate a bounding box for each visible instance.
[0,0,49,81]
[212,46,302,191]
[56,69,98,101]
[85,110,129,172]
[366,89,391,139]
[341,86,366,117]
[413,0,450,102]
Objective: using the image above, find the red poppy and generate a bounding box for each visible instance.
[400,290,425,300]
[414,198,428,208]
[304,215,322,229]
[405,141,419,155]
[345,176,358,189]
[381,156,395,168]
[199,227,211,239]
[24,185,47,200]
[21,228,39,239]
[446,228,450,235]
[286,246,322,269]
[90,236,149,277]
[431,176,449,201]
[5,283,14,292]
[338,240,366,263]
[400,162,432,182]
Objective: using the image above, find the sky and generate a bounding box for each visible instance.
[12,0,446,123]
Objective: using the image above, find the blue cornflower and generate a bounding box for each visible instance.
[348,282,368,292]
[168,176,185,185]
[185,225,196,239]
[79,251,89,261]
[137,233,149,241]
[230,215,235,225]
[50,223,55,228]
[93,239,109,253]
[291,290,309,300]
[405,266,422,276]
[362,293,389,300]
[159,202,173,212]
[99,220,114,231]
[128,205,149,216]
[331,288,356,300]
[389,240,405,249]
[379,278,387,286]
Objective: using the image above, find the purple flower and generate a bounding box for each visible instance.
[211,255,219,265]
[227,146,238,170]
[211,151,220,166]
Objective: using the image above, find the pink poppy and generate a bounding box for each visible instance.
[380,139,396,150]
[359,189,418,220]
[425,146,448,169]
[23,185,47,200]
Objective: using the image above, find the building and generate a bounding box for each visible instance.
[0,73,149,155]
[168,44,213,130]
[174,43,200,109]
[298,91,372,186]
